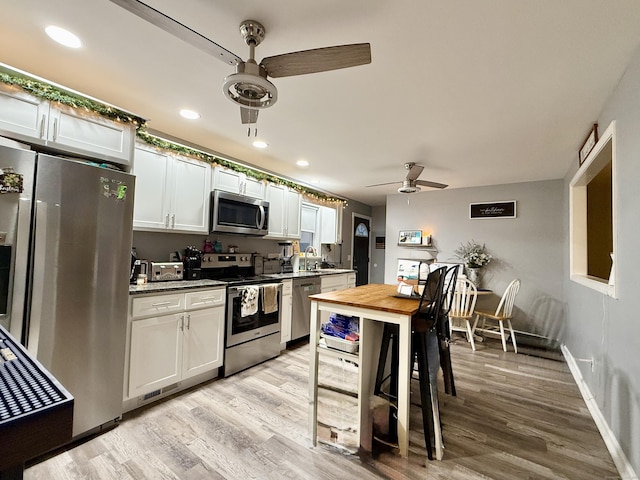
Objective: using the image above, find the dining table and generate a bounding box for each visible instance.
[308,283,444,460]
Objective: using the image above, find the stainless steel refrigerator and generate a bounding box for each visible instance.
[0,141,134,437]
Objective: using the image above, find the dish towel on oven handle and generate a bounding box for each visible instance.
[262,284,279,314]
[241,286,259,317]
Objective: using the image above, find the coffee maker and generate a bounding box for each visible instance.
[279,241,294,273]
[183,246,202,280]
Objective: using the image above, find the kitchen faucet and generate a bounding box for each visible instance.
[304,245,317,271]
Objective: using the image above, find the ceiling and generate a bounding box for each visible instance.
[2,1,640,206]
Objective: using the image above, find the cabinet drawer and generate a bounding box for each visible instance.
[321,274,347,292]
[282,280,293,295]
[185,288,226,310]
[131,293,184,319]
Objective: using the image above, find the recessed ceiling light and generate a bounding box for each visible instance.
[45,26,82,49]
[296,160,309,167]
[252,140,268,149]
[179,109,200,120]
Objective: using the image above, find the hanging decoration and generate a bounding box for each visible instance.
[0,69,346,206]
[0,71,145,127]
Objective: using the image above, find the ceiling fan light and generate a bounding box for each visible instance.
[222,72,277,109]
[398,184,420,194]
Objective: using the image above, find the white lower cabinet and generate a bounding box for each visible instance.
[127,288,225,399]
[280,279,293,343]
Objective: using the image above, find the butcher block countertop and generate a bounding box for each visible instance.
[309,283,420,315]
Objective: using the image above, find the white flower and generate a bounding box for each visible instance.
[454,240,492,268]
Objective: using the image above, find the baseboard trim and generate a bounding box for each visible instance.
[561,344,638,480]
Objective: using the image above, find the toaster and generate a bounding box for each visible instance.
[149,262,183,282]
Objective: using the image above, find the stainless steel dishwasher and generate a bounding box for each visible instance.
[291,276,322,341]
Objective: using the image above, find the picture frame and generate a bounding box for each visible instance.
[579,123,598,166]
[398,230,422,245]
[470,201,516,219]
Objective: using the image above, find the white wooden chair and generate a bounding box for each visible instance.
[448,277,478,350]
[473,279,521,353]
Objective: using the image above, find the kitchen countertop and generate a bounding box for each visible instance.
[128,279,227,295]
[128,269,355,294]
[264,268,355,280]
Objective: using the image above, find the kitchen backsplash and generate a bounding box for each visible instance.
[132,231,344,266]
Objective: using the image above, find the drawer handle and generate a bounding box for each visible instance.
[199,296,220,301]
[151,301,173,307]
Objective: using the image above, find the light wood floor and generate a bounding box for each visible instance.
[26,337,621,480]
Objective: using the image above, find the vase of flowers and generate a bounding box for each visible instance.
[454,240,492,287]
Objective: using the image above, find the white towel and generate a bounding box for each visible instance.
[241,286,259,317]
[262,284,279,314]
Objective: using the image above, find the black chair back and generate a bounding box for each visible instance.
[438,265,460,340]
[416,266,448,326]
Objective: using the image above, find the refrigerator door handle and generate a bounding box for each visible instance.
[25,201,50,358]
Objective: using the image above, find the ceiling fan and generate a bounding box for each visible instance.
[108,0,371,127]
[366,162,448,193]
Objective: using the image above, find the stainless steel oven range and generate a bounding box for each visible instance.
[201,253,282,377]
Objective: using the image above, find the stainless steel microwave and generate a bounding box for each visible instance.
[210,190,269,236]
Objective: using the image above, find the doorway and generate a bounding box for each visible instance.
[352,214,371,286]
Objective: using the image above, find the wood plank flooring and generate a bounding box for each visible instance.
[25,337,621,479]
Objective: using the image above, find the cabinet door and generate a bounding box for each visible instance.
[320,206,337,244]
[170,156,211,233]
[212,167,241,194]
[47,105,134,164]
[284,188,301,238]
[265,183,286,238]
[280,280,293,343]
[129,314,183,398]
[0,86,48,142]
[243,175,265,199]
[132,147,172,230]
[182,307,224,379]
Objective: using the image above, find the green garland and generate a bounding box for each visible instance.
[136,130,346,205]
[0,69,345,205]
[0,71,146,127]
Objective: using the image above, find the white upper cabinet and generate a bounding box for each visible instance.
[132,145,211,233]
[0,85,135,165]
[265,183,301,239]
[319,206,338,244]
[212,166,265,199]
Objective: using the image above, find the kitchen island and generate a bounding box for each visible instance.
[308,284,443,460]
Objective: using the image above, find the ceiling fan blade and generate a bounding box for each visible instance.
[365,181,399,188]
[261,43,371,78]
[416,179,448,189]
[240,107,259,125]
[405,164,424,181]
[108,0,242,66]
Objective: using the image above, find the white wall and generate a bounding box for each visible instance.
[563,42,640,475]
[384,180,565,339]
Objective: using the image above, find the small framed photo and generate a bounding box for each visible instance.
[398,230,422,245]
[579,124,598,166]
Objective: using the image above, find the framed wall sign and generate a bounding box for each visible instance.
[398,230,422,245]
[579,123,598,166]
[470,201,516,219]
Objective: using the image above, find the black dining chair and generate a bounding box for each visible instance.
[410,266,447,459]
[373,266,447,460]
[436,265,460,396]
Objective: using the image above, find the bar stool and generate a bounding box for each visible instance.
[373,266,447,460]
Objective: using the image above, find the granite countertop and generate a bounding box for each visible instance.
[264,268,355,280]
[128,269,355,294]
[129,279,227,295]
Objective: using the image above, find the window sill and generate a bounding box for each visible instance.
[570,274,616,298]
